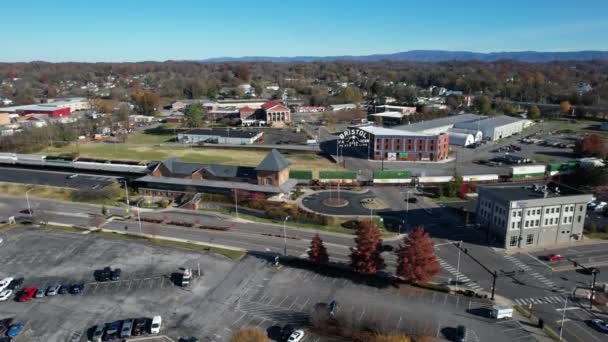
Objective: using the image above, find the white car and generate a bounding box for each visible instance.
[0,289,12,301]
[150,315,162,334]
[0,277,13,292]
[288,330,305,342]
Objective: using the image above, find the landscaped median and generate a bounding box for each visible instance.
[38,222,245,261]
[513,304,562,341]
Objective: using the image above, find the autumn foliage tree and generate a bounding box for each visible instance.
[231,327,270,342]
[560,101,572,115]
[350,220,385,274]
[130,89,160,115]
[396,226,440,283]
[574,134,608,158]
[308,234,329,264]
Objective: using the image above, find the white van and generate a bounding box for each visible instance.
[150,315,162,334]
[491,304,513,319]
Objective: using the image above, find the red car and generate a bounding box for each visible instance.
[17,287,37,302]
[546,254,564,262]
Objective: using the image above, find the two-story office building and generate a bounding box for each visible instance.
[477,183,592,249]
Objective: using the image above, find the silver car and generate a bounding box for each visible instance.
[46,284,61,296]
[120,319,133,338]
[35,288,45,298]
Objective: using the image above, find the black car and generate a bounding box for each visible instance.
[455,325,467,342]
[132,318,147,336]
[103,321,121,341]
[70,283,85,295]
[94,268,112,282]
[281,324,295,341]
[58,284,70,295]
[110,268,121,281]
[406,197,418,204]
[7,277,24,290]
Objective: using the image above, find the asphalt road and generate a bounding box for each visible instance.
[0,167,116,189]
[3,193,608,341]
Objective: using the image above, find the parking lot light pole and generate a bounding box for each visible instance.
[559,291,569,341]
[122,179,130,213]
[283,216,290,256]
[25,188,33,217]
[136,201,143,235]
[455,241,462,289]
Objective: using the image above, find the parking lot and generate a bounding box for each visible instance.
[257,128,309,145]
[0,226,234,341]
[187,257,537,342]
[0,166,116,190]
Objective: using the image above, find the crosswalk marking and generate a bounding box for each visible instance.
[437,257,484,291]
[514,296,565,305]
[502,255,557,288]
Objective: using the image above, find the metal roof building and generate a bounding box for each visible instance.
[393,114,485,135]
[454,115,533,141]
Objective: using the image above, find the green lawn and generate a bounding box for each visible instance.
[584,231,608,240]
[203,208,395,237]
[126,132,176,144]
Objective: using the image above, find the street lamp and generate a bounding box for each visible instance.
[234,189,239,219]
[559,290,571,341]
[25,188,33,218]
[283,216,290,256]
[455,241,463,289]
[122,179,130,214]
[136,200,143,236]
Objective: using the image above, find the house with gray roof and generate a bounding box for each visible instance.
[135,149,295,198]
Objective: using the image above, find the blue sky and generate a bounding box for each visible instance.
[3,0,608,62]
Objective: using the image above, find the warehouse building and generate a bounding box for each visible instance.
[177,128,263,145]
[344,125,449,161]
[477,182,591,249]
[393,113,484,135]
[454,115,532,141]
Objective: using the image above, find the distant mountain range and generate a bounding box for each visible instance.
[200,50,608,63]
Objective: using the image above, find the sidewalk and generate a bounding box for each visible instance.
[503,238,608,255]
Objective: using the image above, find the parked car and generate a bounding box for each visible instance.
[46,284,61,296]
[328,300,339,316]
[406,197,418,204]
[132,318,147,336]
[7,278,24,291]
[0,318,13,336]
[58,284,70,295]
[18,287,37,302]
[7,322,25,337]
[120,319,133,338]
[455,325,467,342]
[0,289,13,301]
[35,287,46,298]
[0,277,13,292]
[281,324,295,341]
[545,254,564,262]
[70,283,85,295]
[150,315,162,334]
[90,324,105,342]
[287,330,305,342]
[590,319,608,333]
[104,321,121,340]
[111,268,122,281]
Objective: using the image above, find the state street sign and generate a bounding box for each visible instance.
[338,128,369,147]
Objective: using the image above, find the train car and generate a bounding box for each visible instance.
[547,161,579,176]
[461,174,499,182]
[372,170,412,184]
[15,154,47,166]
[417,176,454,183]
[0,153,17,164]
[74,161,148,173]
[510,165,547,180]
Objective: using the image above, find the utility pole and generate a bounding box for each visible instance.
[453,242,498,300]
[283,216,290,256]
[122,179,130,214]
[568,258,599,309]
[559,292,569,341]
[234,189,239,219]
[455,240,462,289]
[25,188,33,218]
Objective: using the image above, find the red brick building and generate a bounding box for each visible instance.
[354,126,449,161]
